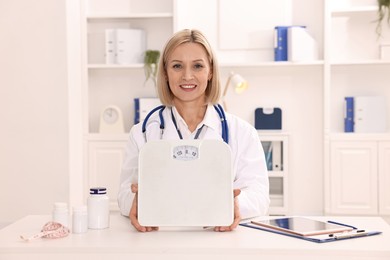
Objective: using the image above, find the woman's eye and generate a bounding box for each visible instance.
[172,64,182,69]
[194,63,204,69]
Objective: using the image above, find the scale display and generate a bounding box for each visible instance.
[172,145,199,160]
[138,139,233,227]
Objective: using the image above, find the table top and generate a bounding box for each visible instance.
[0,214,389,260]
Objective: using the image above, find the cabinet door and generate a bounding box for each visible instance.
[330,141,378,215]
[379,142,390,215]
[88,141,126,211]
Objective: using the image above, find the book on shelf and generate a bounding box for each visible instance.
[134,97,161,124]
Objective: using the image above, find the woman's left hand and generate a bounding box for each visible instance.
[213,189,241,232]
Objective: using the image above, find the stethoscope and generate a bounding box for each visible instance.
[142,104,229,144]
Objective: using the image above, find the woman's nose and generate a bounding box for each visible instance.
[182,67,194,80]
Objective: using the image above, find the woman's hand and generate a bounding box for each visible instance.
[129,184,159,232]
[213,189,241,232]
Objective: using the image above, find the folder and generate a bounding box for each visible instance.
[354,96,387,133]
[287,26,319,61]
[272,141,282,171]
[134,98,161,124]
[344,97,354,132]
[105,29,116,64]
[274,26,289,61]
[116,29,146,64]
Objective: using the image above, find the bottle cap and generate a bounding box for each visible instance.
[90,187,107,195]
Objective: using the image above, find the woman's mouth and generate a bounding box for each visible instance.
[180,84,196,90]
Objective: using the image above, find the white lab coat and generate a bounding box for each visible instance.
[118,104,270,220]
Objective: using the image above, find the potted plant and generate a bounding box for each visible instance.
[377,0,390,36]
[144,50,160,87]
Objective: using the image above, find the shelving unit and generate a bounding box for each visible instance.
[260,133,289,215]
[324,0,390,216]
[79,0,174,209]
[67,0,390,217]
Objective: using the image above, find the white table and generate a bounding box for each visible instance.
[0,214,389,260]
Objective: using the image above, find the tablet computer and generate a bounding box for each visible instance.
[251,217,354,236]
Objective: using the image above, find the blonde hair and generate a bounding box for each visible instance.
[156,29,221,106]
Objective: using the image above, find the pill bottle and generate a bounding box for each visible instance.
[87,187,110,229]
[72,206,88,234]
[52,202,69,228]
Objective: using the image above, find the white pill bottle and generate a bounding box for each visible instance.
[52,202,69,228]
[87,187,110,229]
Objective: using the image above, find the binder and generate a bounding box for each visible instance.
[105,29,116,64]
[287,26,318,61]
[354,96,387,133]
[274,26,289,61]
[274,26,305,62]
[134,98,161,124]
[116,29,146,64]
[272,141,282,171]
[344,97,354,132]
[255,107,282,130]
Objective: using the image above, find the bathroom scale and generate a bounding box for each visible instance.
[138,139,234,227]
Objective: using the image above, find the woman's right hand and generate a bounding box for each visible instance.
[129,184,159,232]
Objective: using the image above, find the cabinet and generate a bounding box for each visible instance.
[260,134,289,215]
[329,139,390,215]
[87,137,127,211]
[324,0,390,216]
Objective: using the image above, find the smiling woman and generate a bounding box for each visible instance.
[118,29,270,233]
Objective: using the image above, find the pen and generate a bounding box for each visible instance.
[329,229,365,237]
[327,220,357,230]
[333,230,368,239]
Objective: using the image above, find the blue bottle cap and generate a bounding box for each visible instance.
[90,187,107,195]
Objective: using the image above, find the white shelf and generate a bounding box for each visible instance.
[86,133,129,141]
[329,133,390,141]
[86,13,173,20]
[268,171,284,178]
[330,60,390,65]
[220,61,324,68]
[88,63,144,69]
[331,6,377,16]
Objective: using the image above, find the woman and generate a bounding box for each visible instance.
[118,29,269,232]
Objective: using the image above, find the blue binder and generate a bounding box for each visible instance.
[344,97,354,132]
[134,98,140,124]
[274,26,289,61]
[274,26,306,61]
[255,107,282,130]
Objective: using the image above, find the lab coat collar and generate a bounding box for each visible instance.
[171,104,220,132]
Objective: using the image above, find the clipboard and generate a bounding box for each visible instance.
[240,218,382,243]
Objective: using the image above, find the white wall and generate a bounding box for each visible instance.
[0,0,69,226]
